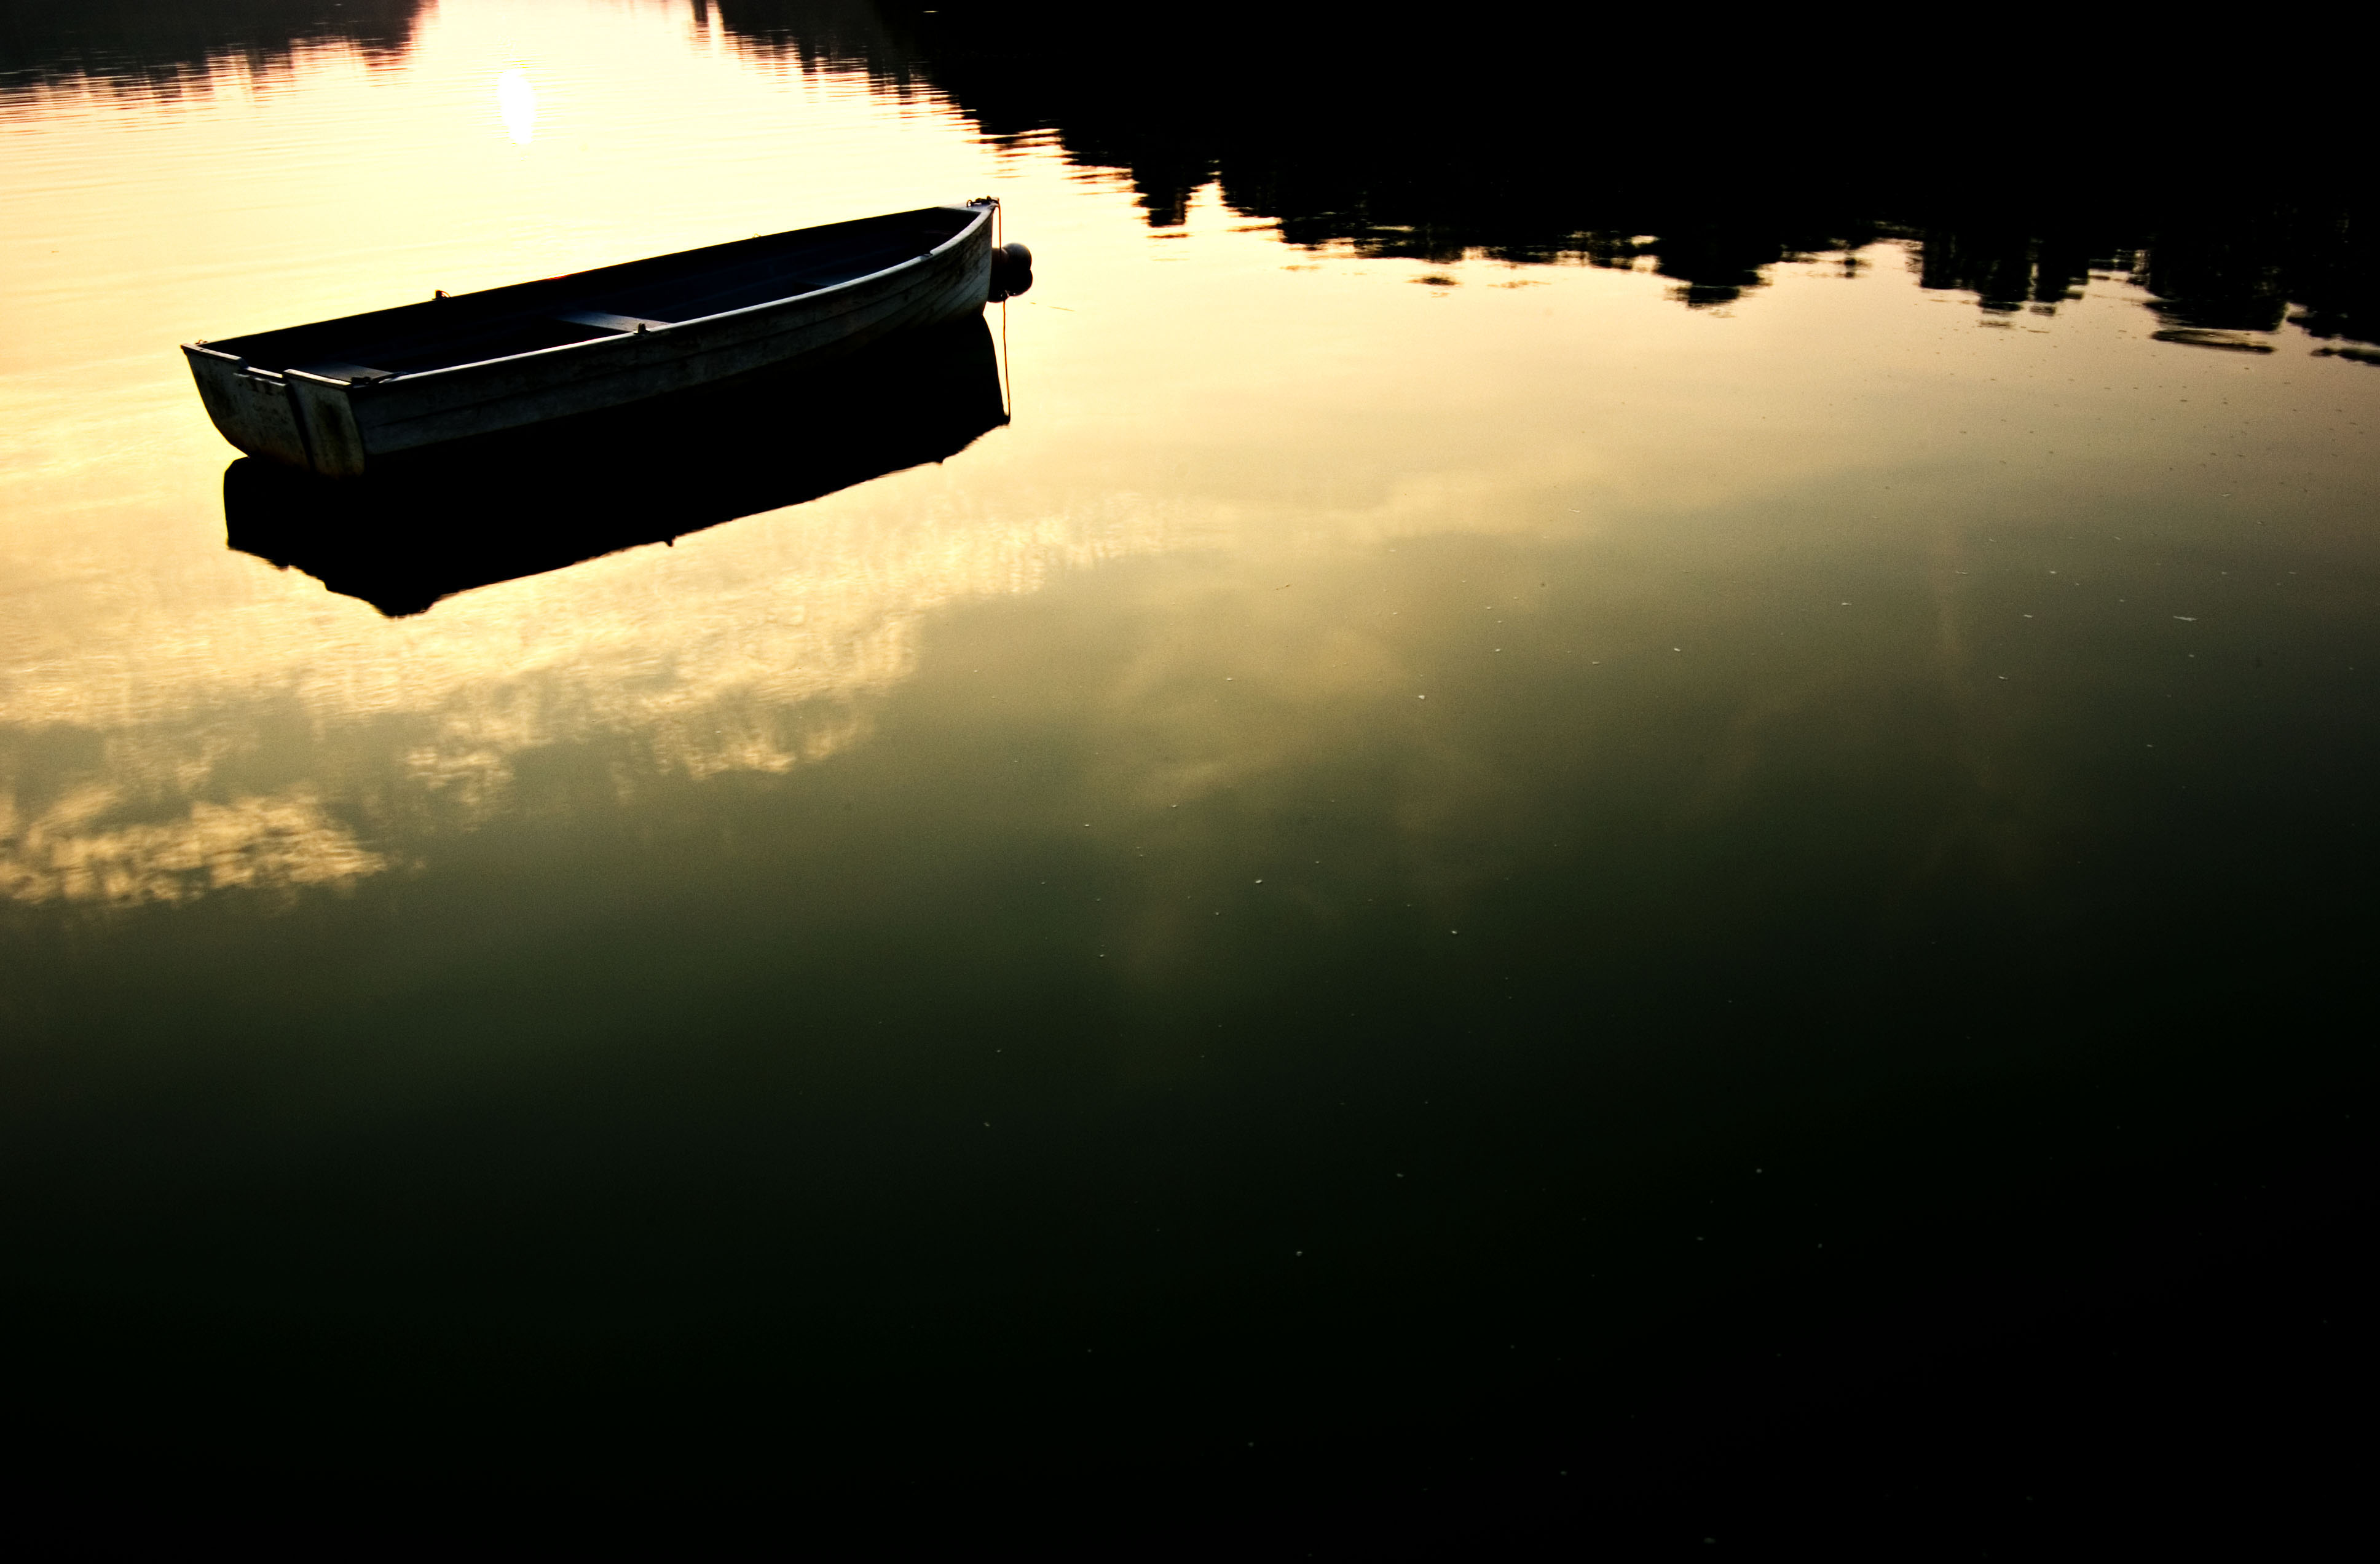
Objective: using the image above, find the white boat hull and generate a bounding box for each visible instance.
[184,203,998,477]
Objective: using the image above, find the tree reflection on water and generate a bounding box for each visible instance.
[718,0,2379,348]
[0,0,426,88]
[12,1,2367,349]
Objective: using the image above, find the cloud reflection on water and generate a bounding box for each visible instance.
[0,783,386,906]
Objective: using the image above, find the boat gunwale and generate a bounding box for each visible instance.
[183,202,993,388]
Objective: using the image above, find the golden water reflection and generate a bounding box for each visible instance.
[1,784,386,906]
[6,1,2379,910]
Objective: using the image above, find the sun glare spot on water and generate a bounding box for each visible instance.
[496,66,537,144]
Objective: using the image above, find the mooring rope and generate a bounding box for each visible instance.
[996,199,1012,423]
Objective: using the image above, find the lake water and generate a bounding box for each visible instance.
[3,0,2373,1545]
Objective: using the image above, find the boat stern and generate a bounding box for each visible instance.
[184,344,311,469]
[183,344,371,476]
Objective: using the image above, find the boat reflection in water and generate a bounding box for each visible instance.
[224,314,1008,617]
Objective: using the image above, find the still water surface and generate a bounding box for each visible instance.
[3,0,2374,1536]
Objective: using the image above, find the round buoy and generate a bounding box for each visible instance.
[990,240,1033,301]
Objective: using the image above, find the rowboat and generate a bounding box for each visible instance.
[226,314,1009,615]
[183,200,1022,477]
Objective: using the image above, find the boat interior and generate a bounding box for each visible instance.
[200,205,983,382]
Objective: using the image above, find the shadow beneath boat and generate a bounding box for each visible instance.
[225,315,1009,617]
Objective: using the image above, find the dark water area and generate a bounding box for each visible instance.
[2,1,2374,1551]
